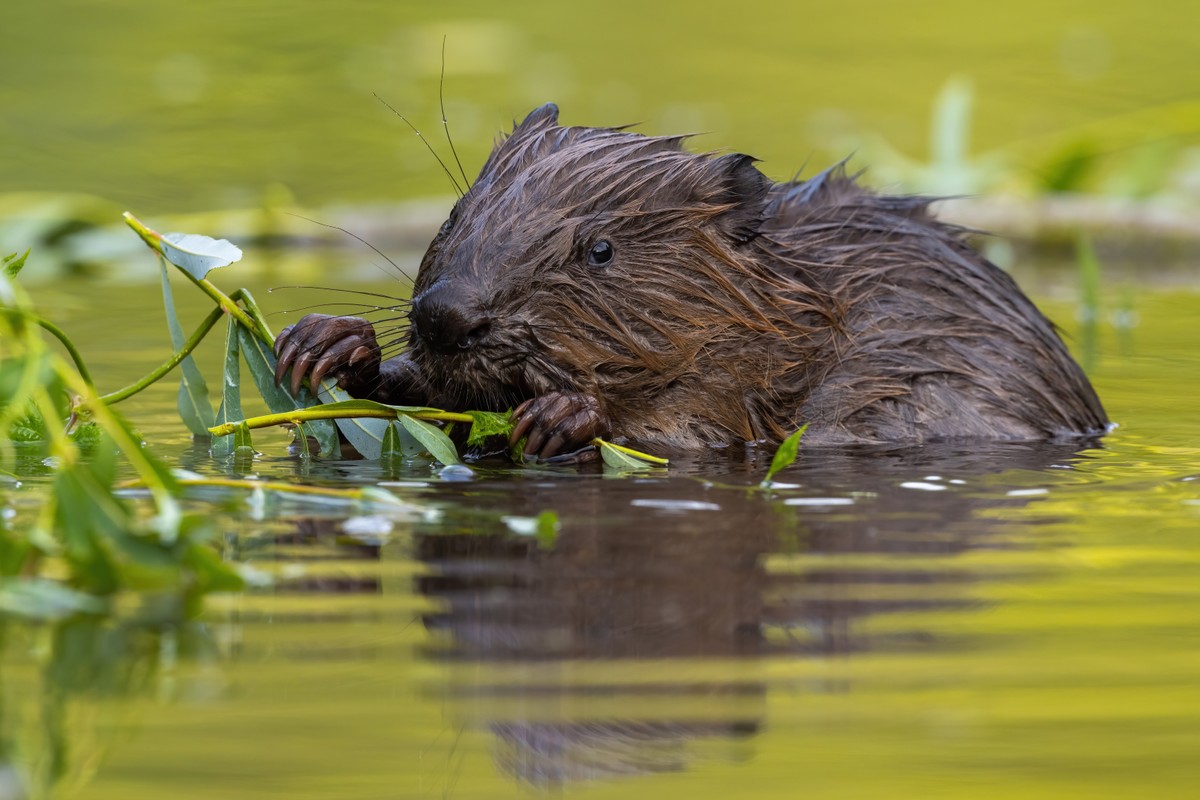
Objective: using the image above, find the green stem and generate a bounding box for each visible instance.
[230,288,274,345]
[67,370,181,541]
[209,406,472,437]
[187,274,264,341]
[100,307,223,405]
[34,318,94,388]
[123,211,269,342]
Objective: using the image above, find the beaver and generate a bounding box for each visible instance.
[274,102,1108,461]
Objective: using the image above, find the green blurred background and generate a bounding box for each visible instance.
[3,0,1198,215]
[3,5,1200,800]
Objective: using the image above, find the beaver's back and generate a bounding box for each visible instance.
[754,167,1108,444]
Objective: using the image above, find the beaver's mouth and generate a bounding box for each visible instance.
[409,335,577,414]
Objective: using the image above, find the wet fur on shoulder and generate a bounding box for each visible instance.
[404,104,1108,447]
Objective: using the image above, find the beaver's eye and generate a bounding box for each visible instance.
[587,240,615,268]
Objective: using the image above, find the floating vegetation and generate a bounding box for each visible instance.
[0,214,684,604]
[1,248,242,613]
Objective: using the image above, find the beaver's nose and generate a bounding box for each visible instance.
[410,288,491,355]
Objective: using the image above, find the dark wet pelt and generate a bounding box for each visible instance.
[2,272,1198,799]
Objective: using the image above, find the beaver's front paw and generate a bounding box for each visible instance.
[509,392,611,463]
[274,314,381,397]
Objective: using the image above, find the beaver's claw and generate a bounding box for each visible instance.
[273,314,382,397]
[509,392,611,463]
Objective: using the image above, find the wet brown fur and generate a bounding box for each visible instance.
[402,104,1108,447]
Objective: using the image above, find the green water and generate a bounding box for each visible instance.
[3,0,1199,212]
[3,1,1200,797]
[2,269,1199,799]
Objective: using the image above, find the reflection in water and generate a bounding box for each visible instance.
[0,606,219,799]
[406,441,1099,787]
[0,441,1106,795]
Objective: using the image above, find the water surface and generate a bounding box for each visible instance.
[3,270,1198,799]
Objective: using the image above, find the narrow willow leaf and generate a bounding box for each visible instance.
[237,328,340,458]
[83,389,183,544]
[596,439,656,472]
[316,383,388,460]
[210,319,244,458]
[0,579,108,620]
[159,232,243,280]
[595,438,672,470]
[293,422,312,458]
[380,421,405,460]
[396,414,461,466]
[466,410,514,446]
[761,424,809,488]
[233,421,253,451]
[2,249,29,279]
[52,461,125,594]
[160,258,215,437]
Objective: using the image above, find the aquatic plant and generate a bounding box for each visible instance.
[0,215,670,605]
[0,250,242,614]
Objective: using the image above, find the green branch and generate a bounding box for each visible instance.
[209,405,473,437]
[101,307,224,405]
[35,317,94,388]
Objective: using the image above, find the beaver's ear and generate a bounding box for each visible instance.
[711,153,770,244]
[514,102,560,133]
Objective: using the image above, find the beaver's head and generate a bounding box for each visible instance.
[403,103,793,435]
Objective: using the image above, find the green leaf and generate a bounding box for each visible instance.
[210,318,244,458]
[760,424,809,488]
[233,421,253,452]
[0,579,108,620]
[379,420,423,461]
[123,212,241,278]
[69,421,101,450]
[2,249,29,279]
[534,510,559,549]
[596,439,657,472]
[51,462,125,594]
[159,232,243,280]
[160,258,215,437]
[184,539,244,593]
[237,327,340,457]
[380,420,403,459]
[8,407,47,442]
[396,413,461,466]
[594,438,668,472]
[466,410,514,446]
[318,384,388,459]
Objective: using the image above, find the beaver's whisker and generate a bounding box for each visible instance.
[373,92,463,199]
[272,302,398,317]
[271,284,411,303]
[439,36,471,189]
[283,215,413,285]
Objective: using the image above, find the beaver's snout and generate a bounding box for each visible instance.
[410,285,492,354]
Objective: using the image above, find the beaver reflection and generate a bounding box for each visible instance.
[414,441,1096,787]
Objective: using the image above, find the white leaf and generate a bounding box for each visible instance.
[161,232,243,279]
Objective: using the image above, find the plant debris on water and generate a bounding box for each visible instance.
[2,213,748,605]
